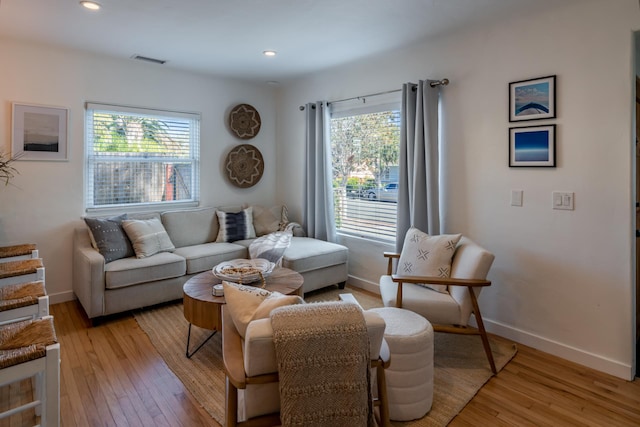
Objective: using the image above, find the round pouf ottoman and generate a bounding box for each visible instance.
[369,307,434,421]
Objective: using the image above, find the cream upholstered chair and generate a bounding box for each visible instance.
[379,236,497,374]
[222,303,391,427]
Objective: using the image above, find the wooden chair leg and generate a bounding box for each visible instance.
[376,362,390,427]
[395,282,403,308]
[468,288,497,374]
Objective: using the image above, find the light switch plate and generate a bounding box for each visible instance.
[552,191,574,210]
[511,190,523,207]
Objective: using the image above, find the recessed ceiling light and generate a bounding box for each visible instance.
[80,1,101,11]
[263,50,277,57]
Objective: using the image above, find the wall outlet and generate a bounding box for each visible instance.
[552,191,574,210]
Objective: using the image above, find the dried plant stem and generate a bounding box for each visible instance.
[0,152,19,186]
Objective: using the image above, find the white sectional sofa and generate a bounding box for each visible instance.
[72,205,348,319]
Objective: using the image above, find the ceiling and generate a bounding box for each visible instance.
[0,0,576,83]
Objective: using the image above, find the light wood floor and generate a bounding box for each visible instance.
[2,296,640,426]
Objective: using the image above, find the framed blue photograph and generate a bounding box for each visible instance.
[509,124,556,167]
[509,75,556,122]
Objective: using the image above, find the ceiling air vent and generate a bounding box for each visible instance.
[131,54,167,65]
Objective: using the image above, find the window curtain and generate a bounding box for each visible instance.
[304,101,337,242]
[396,80,442,251]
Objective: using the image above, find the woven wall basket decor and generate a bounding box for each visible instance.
[225,144,264,188]
[229,104,261,139]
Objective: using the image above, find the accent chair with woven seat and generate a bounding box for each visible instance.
[0,281,48,325]
[0,244,39,263]
[0,258,45,288]
[0,315,60,426]
[379,231,497,374]
[0,254,48,326]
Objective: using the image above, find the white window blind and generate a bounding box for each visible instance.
[85,103,200,211]
[330,93,401,241]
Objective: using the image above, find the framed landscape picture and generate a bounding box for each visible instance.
[509,124,556,167]
[12,102,69,161]
[509,75,556,122]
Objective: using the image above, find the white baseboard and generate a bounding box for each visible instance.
[347,275,380,295]
[48,290,75,305]
[347,275,634,380]
[483,318,634,381]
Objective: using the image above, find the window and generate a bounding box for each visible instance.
[85,103,200,212]
[330,94,401,241]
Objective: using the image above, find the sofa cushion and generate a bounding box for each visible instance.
[216,207,257,243]
[105,252,186,289]
[222,281,303,338]
[173,242,248,275]
[281,237,348,273]
[128,212,161,221]
[83,214,135,263]
[161,207,218,248]
[397,228,461,293]
[122,218,176,258]
[251,205,286,236]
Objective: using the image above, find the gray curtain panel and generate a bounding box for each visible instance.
[396,80,442,251]
[304,101,337,242]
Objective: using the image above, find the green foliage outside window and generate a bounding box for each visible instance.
[93,114,186,156]
[330,110,400,189]
[86,105,199,209]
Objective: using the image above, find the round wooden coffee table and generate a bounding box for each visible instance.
[182,267,303,357]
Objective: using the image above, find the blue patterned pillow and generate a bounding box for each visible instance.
[215,207,257,242]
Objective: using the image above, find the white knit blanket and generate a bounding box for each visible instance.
[270,302,373,427]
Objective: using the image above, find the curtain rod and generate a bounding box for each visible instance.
[299,78,449,110]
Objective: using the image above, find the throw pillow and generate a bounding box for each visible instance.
[280,205,289,228]
[216,207,257,243]
[276,205,305,237]
[83,214,135,263]
[249,231,292,265]
[122,218,176,259]
[281,221,306,237]
[251,205,289,236]
[397,227,462,293]
[222,281,304,338]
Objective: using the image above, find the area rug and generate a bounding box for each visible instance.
[134,286,517,426]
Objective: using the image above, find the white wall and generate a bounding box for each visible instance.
[0,39,278,303]
[276,0,640,379]
[1,0,637,381]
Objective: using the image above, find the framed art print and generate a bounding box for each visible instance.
[12,103,69,161]
[509,124,556,167]
[509,75,556,122]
